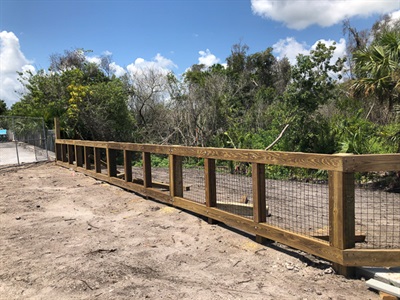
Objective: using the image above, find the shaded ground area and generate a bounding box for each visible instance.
[0,162,379,299]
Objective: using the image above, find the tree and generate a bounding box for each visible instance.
[0,100,7,115]
[11,49,134,141]
[352,29,400,113]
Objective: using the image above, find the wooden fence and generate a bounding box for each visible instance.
[54,127,400,277]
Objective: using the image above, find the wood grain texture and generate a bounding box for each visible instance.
[124,150,132,183]
[55,139,400,269]
[252,163,266,223]
[169,155,183,197]
[342,249,400,267]
[142,152,152,188]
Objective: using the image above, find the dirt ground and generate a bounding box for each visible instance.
[0,162,380,299]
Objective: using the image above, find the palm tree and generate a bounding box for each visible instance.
[352,29,400,111]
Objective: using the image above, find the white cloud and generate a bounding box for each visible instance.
[251,0,400,30]
[126,53,177,76]
[388,9,400,27]
[273,37,347,67]
[272,37,309,65]
[198,49,220,67]
[102,50,112,56]
[86,56,101,65]
[109,62,126,77]
[0,31,35,108]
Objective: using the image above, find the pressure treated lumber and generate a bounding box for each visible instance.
[366,279,400,298]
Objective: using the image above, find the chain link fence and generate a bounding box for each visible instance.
[0,116,55,168]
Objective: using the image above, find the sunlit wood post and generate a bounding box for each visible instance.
[94,148,101,173]
[253,163,267,243]
[124,150,132,183]
[107,147,117,177]
[75,145,83,167]
[169,154,183,198]
[54,118,61,161]
[143,152,152,188]
[329,158,356,277]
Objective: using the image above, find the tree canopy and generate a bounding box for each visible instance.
[9,15,400,154]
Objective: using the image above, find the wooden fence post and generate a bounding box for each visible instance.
[252,163,267,243]
[124,150,132,183]
[75,145,83,167]
[205,158,217,224]
[142,152,152,188]
[169,154,183,198]
[329,169,356,277]
[54,118,61,161]
[84,147,91,170]
[67,144,74,165]
[107,148,117,177]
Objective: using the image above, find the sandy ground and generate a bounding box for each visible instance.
[0,162,379,299]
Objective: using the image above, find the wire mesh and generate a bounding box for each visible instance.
[355,171,400,249]
[0,116,51,168]
[130,152,144,182]
[150,154,169,192]
[215,160,253,219]
[182,157,205,203]
[265,166,329,239]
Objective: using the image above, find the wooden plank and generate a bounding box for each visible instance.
[142,152,152,188]
[58,140,347,171]
[124,150,132,183]
[54,118,61,139]
[172,196,342,264]
[329,170,355,276]
[169,155,183,197]
[54,118,61,161]
[58,140,400,172]
[61,144,68,162]
[252,163,266,223]
[312,234,366,243]
[55,144,62,161]
[379,291,399,300]
[107,148,117,177]
[75,145,83,167]
[94,148,102,173]
[132,178,190,191]
[108,177,173,204]
[342,249,400,267]
[347,154,400,172]
[366,279,400,298]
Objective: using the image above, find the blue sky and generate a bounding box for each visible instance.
[1,0,399,107]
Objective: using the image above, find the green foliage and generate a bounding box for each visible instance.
[0,100,7,115]
[151,155,169,167]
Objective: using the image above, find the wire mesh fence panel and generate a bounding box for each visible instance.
[84,147,94,170]
[98,148,108,175]
[131,152,144,182]
[354,171,400,249]
[0,116,51,168]
[265,166,329,239]
[150,154,170,192]
[215,160,253,219]
[182,157,205,204]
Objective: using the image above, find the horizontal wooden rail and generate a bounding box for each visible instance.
[54,136,400,276]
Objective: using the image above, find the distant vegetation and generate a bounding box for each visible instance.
[2,16,399,154]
